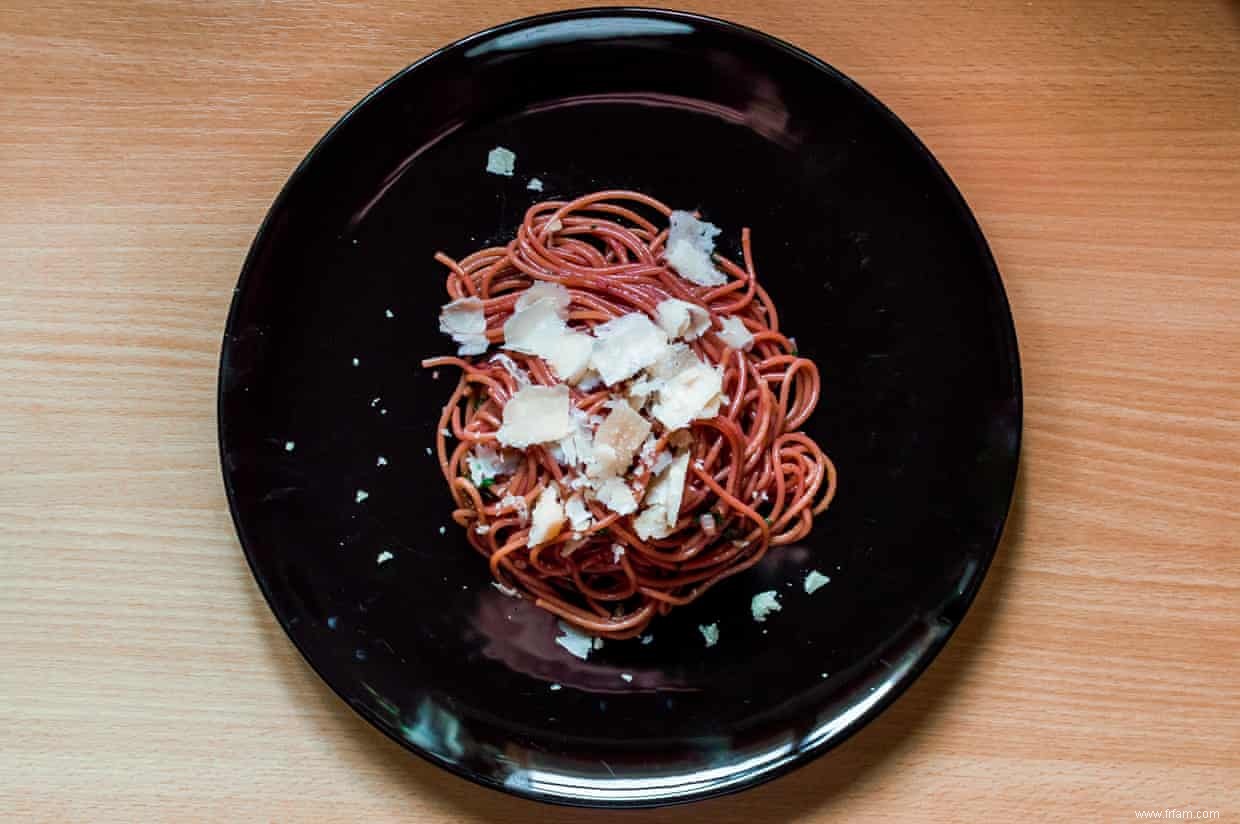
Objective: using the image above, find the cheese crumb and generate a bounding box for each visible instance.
[640,634,653,645]
[385,309,395,319]
[611,544,625,563]
[620,673,634,683]
[486,146,516,176]
[492,581,519,597]
[355,489,369,503]
[699,623,720,647]
[664,211,727,286]
[499,493,530,522]
[438,525,446,535]
[438,297,489,355]
[284,441,295,452]
[465,443,517,485]
[717,316,755,351]
[376,456,387,467]
[655,298,711,341]
[549,682,562,690]
[804,570,831,594]
[555,621,595,660]
[351,357,360,367]
[376,550,393,565]
[565,493,594,533]
[751,590,782,622]
[527,485,566,547]
[496,384,572,447]
[527,177,544,191]
[588,313,669,385]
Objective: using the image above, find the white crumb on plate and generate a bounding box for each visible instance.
[620,673,633,683]
[376,550,393,565]
[351,357,360,366]
[549,682,562,691]
[699,623,719,647]
[354,489,369,503]
[425,447,432,456]
[385,309,394,319]
[379,408,387,415]
[438,525,446,535]
[370,397,380,407]
[376,456,388,467]
[804,570,831,594]
[527,177,544,191]
[555,621,595,660]
[486,146,516,176]
[750,590,782,622]
[821,672,830,679]
[492,581,519,598]
[284,441,295,452]
[640,634,653,645]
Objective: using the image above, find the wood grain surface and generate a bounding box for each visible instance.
[2,1,1238,821]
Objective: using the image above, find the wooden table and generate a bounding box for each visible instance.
[3,1,1238,820]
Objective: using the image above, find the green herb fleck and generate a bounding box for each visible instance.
[478,477,495,491]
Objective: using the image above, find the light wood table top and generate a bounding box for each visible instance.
[3,1,1238,820]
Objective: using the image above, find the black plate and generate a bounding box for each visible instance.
[219,7,1020,808]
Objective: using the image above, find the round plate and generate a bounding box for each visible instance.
[219,8,1020,808]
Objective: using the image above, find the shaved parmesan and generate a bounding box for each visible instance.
[515,281,571,316]
[576,370,603,392]
[633,452,690,540]
[655,298,711,341]
[717,316,754,351]
[665,211,727,287]
[503,299,561,353]
[503,291,592,382]
[588,402,651,478]
[588,313,669,386]
[528,485,566,547]
[699,623,720,647]
[438,297,489,355]
[496,384,572,447]
[556,407,595,469]
[650,361,724,431]
[594,477,638,515]
[565,493,594,532]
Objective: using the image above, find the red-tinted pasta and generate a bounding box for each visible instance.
[423,190,836,639]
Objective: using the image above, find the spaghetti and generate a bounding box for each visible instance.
[423,190,836,640]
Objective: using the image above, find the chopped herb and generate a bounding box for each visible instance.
[764,517,774,525]
[478,477,496,491]
[791,346,799,356]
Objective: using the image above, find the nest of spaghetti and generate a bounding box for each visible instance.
[424,190,836,640]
